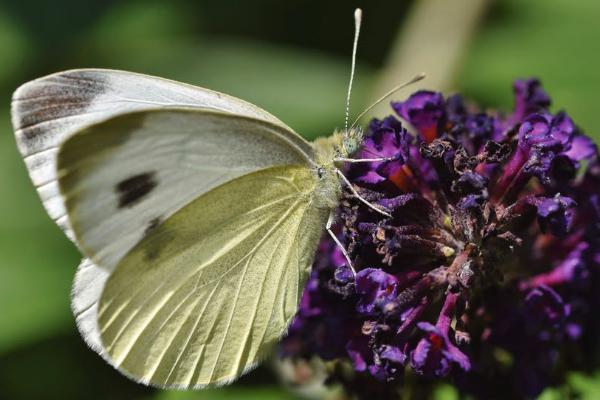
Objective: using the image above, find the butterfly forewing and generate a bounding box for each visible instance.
[11,69,305,241]
[97,165,328,388]
[57,109,314,271]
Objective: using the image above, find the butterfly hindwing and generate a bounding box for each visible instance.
[71,258,109,354]
[97,165,328,388]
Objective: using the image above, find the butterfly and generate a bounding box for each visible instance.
[11,9,422,388]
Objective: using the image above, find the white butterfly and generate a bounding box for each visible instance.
[11,9,423,389]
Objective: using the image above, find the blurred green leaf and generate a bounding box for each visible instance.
[536,371,600,399]
[73,2,374,139]
[0,9,33,87]
[155,386,298,400]
[537,387,564,400]
[432,383,459,400]
[0,334,154,400]
[458,0,600,142]
[83,1,192,43]
[566,371,600,399]
[0,113,79,353]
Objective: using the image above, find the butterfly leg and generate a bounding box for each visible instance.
[326,211,356,276]
[335,169,392,218]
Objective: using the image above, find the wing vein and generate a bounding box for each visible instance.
[149,281,220,385]
[230,218,292,374]
[163,280,221,387]
[207,198,303,382]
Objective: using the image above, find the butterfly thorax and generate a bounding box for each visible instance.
[311,127,364,210]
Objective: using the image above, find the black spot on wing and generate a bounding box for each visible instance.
[144,217,162,235]
[115,172,158,208]
[142,222,175,262]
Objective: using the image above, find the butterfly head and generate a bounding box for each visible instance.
[341,127,364,157]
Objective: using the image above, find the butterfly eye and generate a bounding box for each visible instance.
[343,137,359,155]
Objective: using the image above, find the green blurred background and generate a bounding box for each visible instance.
[0,0,599,399]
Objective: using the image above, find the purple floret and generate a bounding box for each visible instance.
[355,268,399,315]
[392,91,445,143]
[411,294,470,377]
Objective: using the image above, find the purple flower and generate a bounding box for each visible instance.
[355,268,399,315]
[494,112,578,202]
[527,194,577,237]
[346,334,408,382]
[411,294,470,377]
[346,333,372,372]
[523,285,570,339]
[512,78,551,122]
[521,243,589,289]
[565,134,598,162]
[392,91,445,143]
[281,78,600,400]
[351,117,413,190]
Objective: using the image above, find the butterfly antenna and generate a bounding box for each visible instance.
[344,8,362,133]
[350,72,426,130]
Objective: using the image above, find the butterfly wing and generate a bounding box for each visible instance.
[71,258,108,353]
[11,69,303,240]
[97,165,327,388]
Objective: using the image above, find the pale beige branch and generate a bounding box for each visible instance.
[367,0,490,119]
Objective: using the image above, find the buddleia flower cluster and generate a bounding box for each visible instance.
[280,79,600,399]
